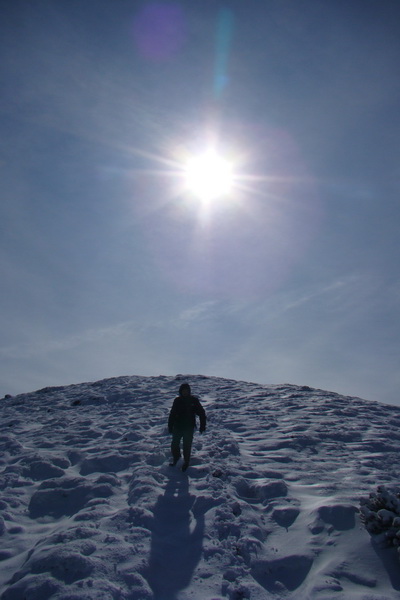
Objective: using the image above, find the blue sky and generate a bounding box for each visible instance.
[1,0,400,405]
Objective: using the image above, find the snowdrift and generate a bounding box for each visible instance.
[1,374,400,599]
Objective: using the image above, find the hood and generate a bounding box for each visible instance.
[179,383,191,396]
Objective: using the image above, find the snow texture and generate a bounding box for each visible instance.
[1,374,400,599]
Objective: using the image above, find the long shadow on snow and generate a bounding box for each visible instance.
[143,471,205,600]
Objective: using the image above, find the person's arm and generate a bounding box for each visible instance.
[168,399,178,433]
[195,400,206,432]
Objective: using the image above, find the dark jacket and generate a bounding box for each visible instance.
[168,395,206,433]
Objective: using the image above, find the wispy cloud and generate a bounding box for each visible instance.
[0,321,138,360]
[176,301,219,327]
[281,279,349,312]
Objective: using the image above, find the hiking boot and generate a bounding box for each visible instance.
[181,462,189,472]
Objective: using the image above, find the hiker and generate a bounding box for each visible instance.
[168,383,206,471]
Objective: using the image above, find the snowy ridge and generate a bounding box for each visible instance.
[1,374,400,599]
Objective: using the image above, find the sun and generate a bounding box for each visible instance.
[184,149,233,202]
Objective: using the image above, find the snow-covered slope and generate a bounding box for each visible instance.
[1,375,400,600]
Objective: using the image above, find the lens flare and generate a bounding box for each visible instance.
[132,2,187,62]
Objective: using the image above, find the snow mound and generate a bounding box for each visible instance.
[1,374,400,599]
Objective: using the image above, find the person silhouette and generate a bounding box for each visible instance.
[168,383,206,471]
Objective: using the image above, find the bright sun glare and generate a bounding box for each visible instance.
[184,149,233,202]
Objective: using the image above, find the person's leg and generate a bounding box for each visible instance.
[170,429,183,465]
[182,428,194,469]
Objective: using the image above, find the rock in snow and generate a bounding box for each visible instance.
[1,374,400,599]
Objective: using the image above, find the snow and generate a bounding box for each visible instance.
[1,374,400,599]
